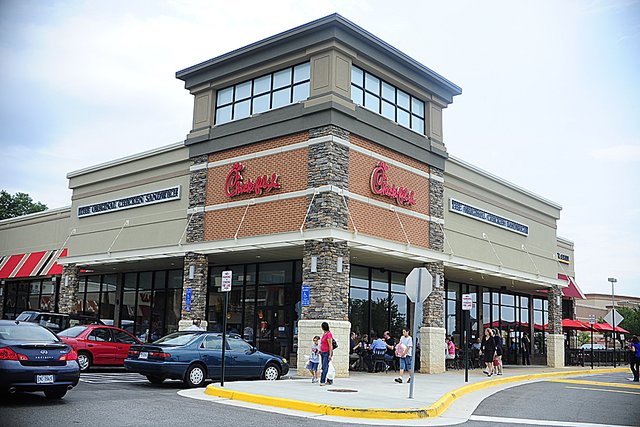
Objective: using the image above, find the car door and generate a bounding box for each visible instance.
[86,327,117,365]
[199,335,223,379]
[112,329,139,364]
[228,336,261,378]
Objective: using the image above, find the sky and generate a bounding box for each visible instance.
[1,0,639,297]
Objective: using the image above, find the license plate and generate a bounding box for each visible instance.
[36,375,54,384]
[139,352,148,359]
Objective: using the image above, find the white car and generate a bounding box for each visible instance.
[581,343,606,350]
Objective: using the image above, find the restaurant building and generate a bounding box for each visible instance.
[0,14,578,375]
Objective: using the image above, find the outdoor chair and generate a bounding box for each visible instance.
[372,348,389,373]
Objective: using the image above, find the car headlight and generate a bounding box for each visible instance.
[281,358,287,364]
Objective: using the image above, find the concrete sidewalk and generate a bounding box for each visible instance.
[202,366,627,420]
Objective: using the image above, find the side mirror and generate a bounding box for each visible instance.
[250,346,257,353]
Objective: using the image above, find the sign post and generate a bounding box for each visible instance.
[604,308,623,368]
[588,314,596,369]
[220,270,232,387]
[405,267,433,399]
[462,294,473,383]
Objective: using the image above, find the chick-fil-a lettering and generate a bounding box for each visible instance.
[224,162,281,197]
[370,161,416,206]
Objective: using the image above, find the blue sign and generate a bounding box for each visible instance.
[301,284,310,307]
[450,198,529,236]
[185,287,192,312]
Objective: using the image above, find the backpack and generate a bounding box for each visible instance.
[332,338,338,349]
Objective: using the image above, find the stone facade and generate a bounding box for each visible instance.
[58,264,80,314]
[429,167,445,252]
[0,284,5,318]
[297,125,352,376]
[547,285,563,334]
[420,326,446,374]
[178,252,209,331]
[297,319,351,378]
[186,154,207,243]
[547,334,564,368]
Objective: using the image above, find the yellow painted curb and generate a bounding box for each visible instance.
[204,367,627,420]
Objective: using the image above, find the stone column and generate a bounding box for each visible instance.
[297,125,351,378]
[178,252,209,331]
[0,281,5,319]
[420,261,446,373]
[547,285,564,367]
[58,264,80,314]
[186,154,208,243]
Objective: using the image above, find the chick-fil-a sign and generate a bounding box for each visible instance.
[370,161,416,206]
[224,162,281,197]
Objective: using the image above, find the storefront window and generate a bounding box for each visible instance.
[348,265,408,340]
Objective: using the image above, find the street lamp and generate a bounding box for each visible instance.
[608,277,617,368]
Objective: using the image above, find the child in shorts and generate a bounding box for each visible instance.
[309,335,321,383]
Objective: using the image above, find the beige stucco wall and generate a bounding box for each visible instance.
[66,143,190,257]
[444,156,561,279]
[0,207,71,256]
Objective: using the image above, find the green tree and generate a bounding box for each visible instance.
[618,306,640,337]
[0,191,47,219]
[577,332,590,346]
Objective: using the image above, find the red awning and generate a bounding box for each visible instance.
[590,323,629,334]
[0,248,67,279]
[558,274,586,299]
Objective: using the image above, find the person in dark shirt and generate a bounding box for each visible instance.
[480,328,496,377]
[383,330,396,368]
[629,336,640,382]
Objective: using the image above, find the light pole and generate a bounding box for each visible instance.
[608,277,617,368]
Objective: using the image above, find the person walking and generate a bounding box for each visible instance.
[308,335,321,383]
[395,327,413,383]
[480,328,496,377]
[629,336,640,382]
[521,332,531,365]
[492,329,503,375]
[319,322,334,386]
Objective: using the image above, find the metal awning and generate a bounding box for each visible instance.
[0,248,67,279]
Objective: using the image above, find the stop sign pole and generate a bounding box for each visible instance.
[405,267,433,399]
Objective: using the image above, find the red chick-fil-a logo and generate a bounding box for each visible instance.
[370,161,417,206]
[224,162,281,197]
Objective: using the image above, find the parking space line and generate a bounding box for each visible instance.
[548,379,640,389]
[565,386,640,395]
[469,415,635,427]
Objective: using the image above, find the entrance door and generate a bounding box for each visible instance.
[255,307,292,358]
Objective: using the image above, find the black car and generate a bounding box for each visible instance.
[0,320,80,398]
[124,331,289,387]
[16,311,103,333]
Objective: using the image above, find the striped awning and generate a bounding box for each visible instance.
[0,248,67,279]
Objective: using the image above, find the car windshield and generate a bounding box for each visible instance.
[0,324,59,341]
[58,326,88,338]
[153,332,199,346]
[16,312,34,321]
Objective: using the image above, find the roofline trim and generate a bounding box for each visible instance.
[66,141,186,179]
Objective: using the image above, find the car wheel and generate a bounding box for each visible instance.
[263,363,280,381]
[44,388,67,399]
[184,364,206,388]
[146,375,165,385]
[77,352,92,372]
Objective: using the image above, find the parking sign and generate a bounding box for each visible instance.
[221,270,232,292]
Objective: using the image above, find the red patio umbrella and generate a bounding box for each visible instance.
[590,323,628,333]
[561,318,592,331]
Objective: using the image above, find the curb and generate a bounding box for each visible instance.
[204,367,628,420]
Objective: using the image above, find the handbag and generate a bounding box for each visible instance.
[332,338,338,349]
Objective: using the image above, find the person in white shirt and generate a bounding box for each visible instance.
[184,318,205,331]
[395,327,413,383]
